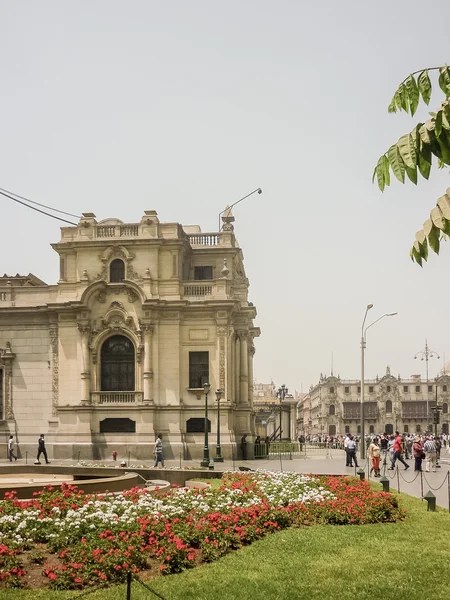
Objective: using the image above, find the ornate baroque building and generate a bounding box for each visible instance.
[299,367,450,437]
[0,208,260,460]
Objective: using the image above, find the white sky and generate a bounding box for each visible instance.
[1,0,450,391]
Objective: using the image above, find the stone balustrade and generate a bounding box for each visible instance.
[91,391,143,404]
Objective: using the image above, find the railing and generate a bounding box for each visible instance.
[95,224,140,238]
[402,412,431,419]
[183,284,213,297]
[188,233,219,246]
[91,391,143,404]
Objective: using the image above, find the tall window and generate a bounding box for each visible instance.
[387,385,391,392]
[443,385,448,392]
[415,385,421,393]
[403,385,409,392]
[386,400,392,413]
[385,423,393,435]
[369,425,374,433]
[329,387,334,394]
[110,259,125,282]
[329,404,335,416]
[428,385,433,392]
[404,424,409,433]
[344,425,350,434]
[369,386,374,393]
[416,424,421,433]
[344,386,350,393]
[189,352,209,388]
[194,266,213,280]
[443,403,448,414]
[329,425,336,435]
[101,335,135,391]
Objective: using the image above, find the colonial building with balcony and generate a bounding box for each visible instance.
[0,208,260,460]
[308,367,450,437]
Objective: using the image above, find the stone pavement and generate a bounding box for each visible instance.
[1,451,449,509]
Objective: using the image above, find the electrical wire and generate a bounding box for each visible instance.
[0,186,81,219]
[0,189,78,226]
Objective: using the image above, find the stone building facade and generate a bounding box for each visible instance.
[301,367,450,437]
[0,209,260,460]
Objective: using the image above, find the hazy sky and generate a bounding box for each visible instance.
[2,1,450,391]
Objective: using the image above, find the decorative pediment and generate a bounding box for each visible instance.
[101,302,137,332]
[99,245,134,263]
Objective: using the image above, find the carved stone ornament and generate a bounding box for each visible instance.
[0,342,15,420]
[49,327,59,417]
[94,266,107,282]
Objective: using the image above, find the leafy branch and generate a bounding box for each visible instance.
[373,65,450,265]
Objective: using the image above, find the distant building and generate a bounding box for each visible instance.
[253,381,297,440]
[0,208,260,459]
[306,366,450,436]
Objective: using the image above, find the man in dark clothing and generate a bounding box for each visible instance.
[35,434,50,464]
[240,434,248,460]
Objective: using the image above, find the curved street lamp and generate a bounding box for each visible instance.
[360,306,397,460]
[276,385,288,440]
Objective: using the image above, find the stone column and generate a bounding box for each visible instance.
[248,345,255,407]
[239,332,249,405]
[142,324,154,404]
[78,325,91,404]
[234,334,240,404]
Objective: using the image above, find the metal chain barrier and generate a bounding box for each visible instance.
[398,468,421,484]
[422,470,449,492]
[67,583,109,600]
[133,574,167,599]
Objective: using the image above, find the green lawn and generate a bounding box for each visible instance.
[3,491,449,600]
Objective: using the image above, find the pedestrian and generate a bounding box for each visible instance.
[412,436,424,472]
[240,433,248,460]
[435,436,442,467]
[388,431,409,471]
[35,434,50,464]
[344,433,351,467]
[368,437,381,477]
[346,435,358,467]
[8,435,18,462]
[264,435,270,456]
[153,434,165,468]
[423,435,437,473]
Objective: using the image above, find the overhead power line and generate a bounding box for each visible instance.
[0,186,81,219]
[0,189,78,226]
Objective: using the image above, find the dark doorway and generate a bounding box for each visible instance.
[385,423,393,435]
[101,335,135,391]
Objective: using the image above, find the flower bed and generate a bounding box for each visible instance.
[0,472,405,590]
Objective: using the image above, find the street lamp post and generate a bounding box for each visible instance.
[214,388,224,462]
[200,382,211,467]
[360,306,398,460]
[414,340,440,430]
[277,385,288,440]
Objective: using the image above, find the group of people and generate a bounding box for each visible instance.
[7,434,50,464]
[343,431,447,475]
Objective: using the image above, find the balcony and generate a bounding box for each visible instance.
[91,391,143,405]
[95,224,140,238]
[182,279,231,300]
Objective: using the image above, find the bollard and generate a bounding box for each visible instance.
[25,451,28,465]
[379,476,390,493]
[208,460,214,470]
[424,491,436,512]
[357,468,365,481]
[126,571,132,600]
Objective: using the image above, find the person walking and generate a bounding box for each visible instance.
[35,434,50,464]
[8,435,18,462]
[423,435,437,473]
[388,431,409,471]
[346,435,358,467]
[412,436,424,472]
[344,433,351,467]
[368,437,381,477]
[153,434,165,468]
[240,433,248,460]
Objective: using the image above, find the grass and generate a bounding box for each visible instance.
[2,490,449,600]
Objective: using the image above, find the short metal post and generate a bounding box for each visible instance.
[447,471,450,513]
[77,452,80,463]
[424,490,436,512]
[25,451,28,465]
[126,571,132,600]
[279,451,283,472]
[379,476,389,493]
[128,451,131,465]
[357,468,365,481]
[420,471,424,501]
[397,466,400,493]
[179,452,182,470]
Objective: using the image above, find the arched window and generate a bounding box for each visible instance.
[329,404,335,416]
[110,259,125,282]
[101,335,135,391]
[328,425,336,435]
[386,400,392,413]
[443,403,448,414]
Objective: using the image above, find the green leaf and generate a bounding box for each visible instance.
[442,103,450,129]
[435,110,443,138]
[399,83,410,113]
[417,145,431,179]
[437,131,450,165]
[375,156,386,191]
[411,244,423,266]
[438,67,450,97]
[397,134,417,168]
[382,155,390,187]
[405,164,417,184]
[418,70,432,104]
[428,223,441,254]
[406,75,419,116]
[419,237,428,261]
[387,144,405,182]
